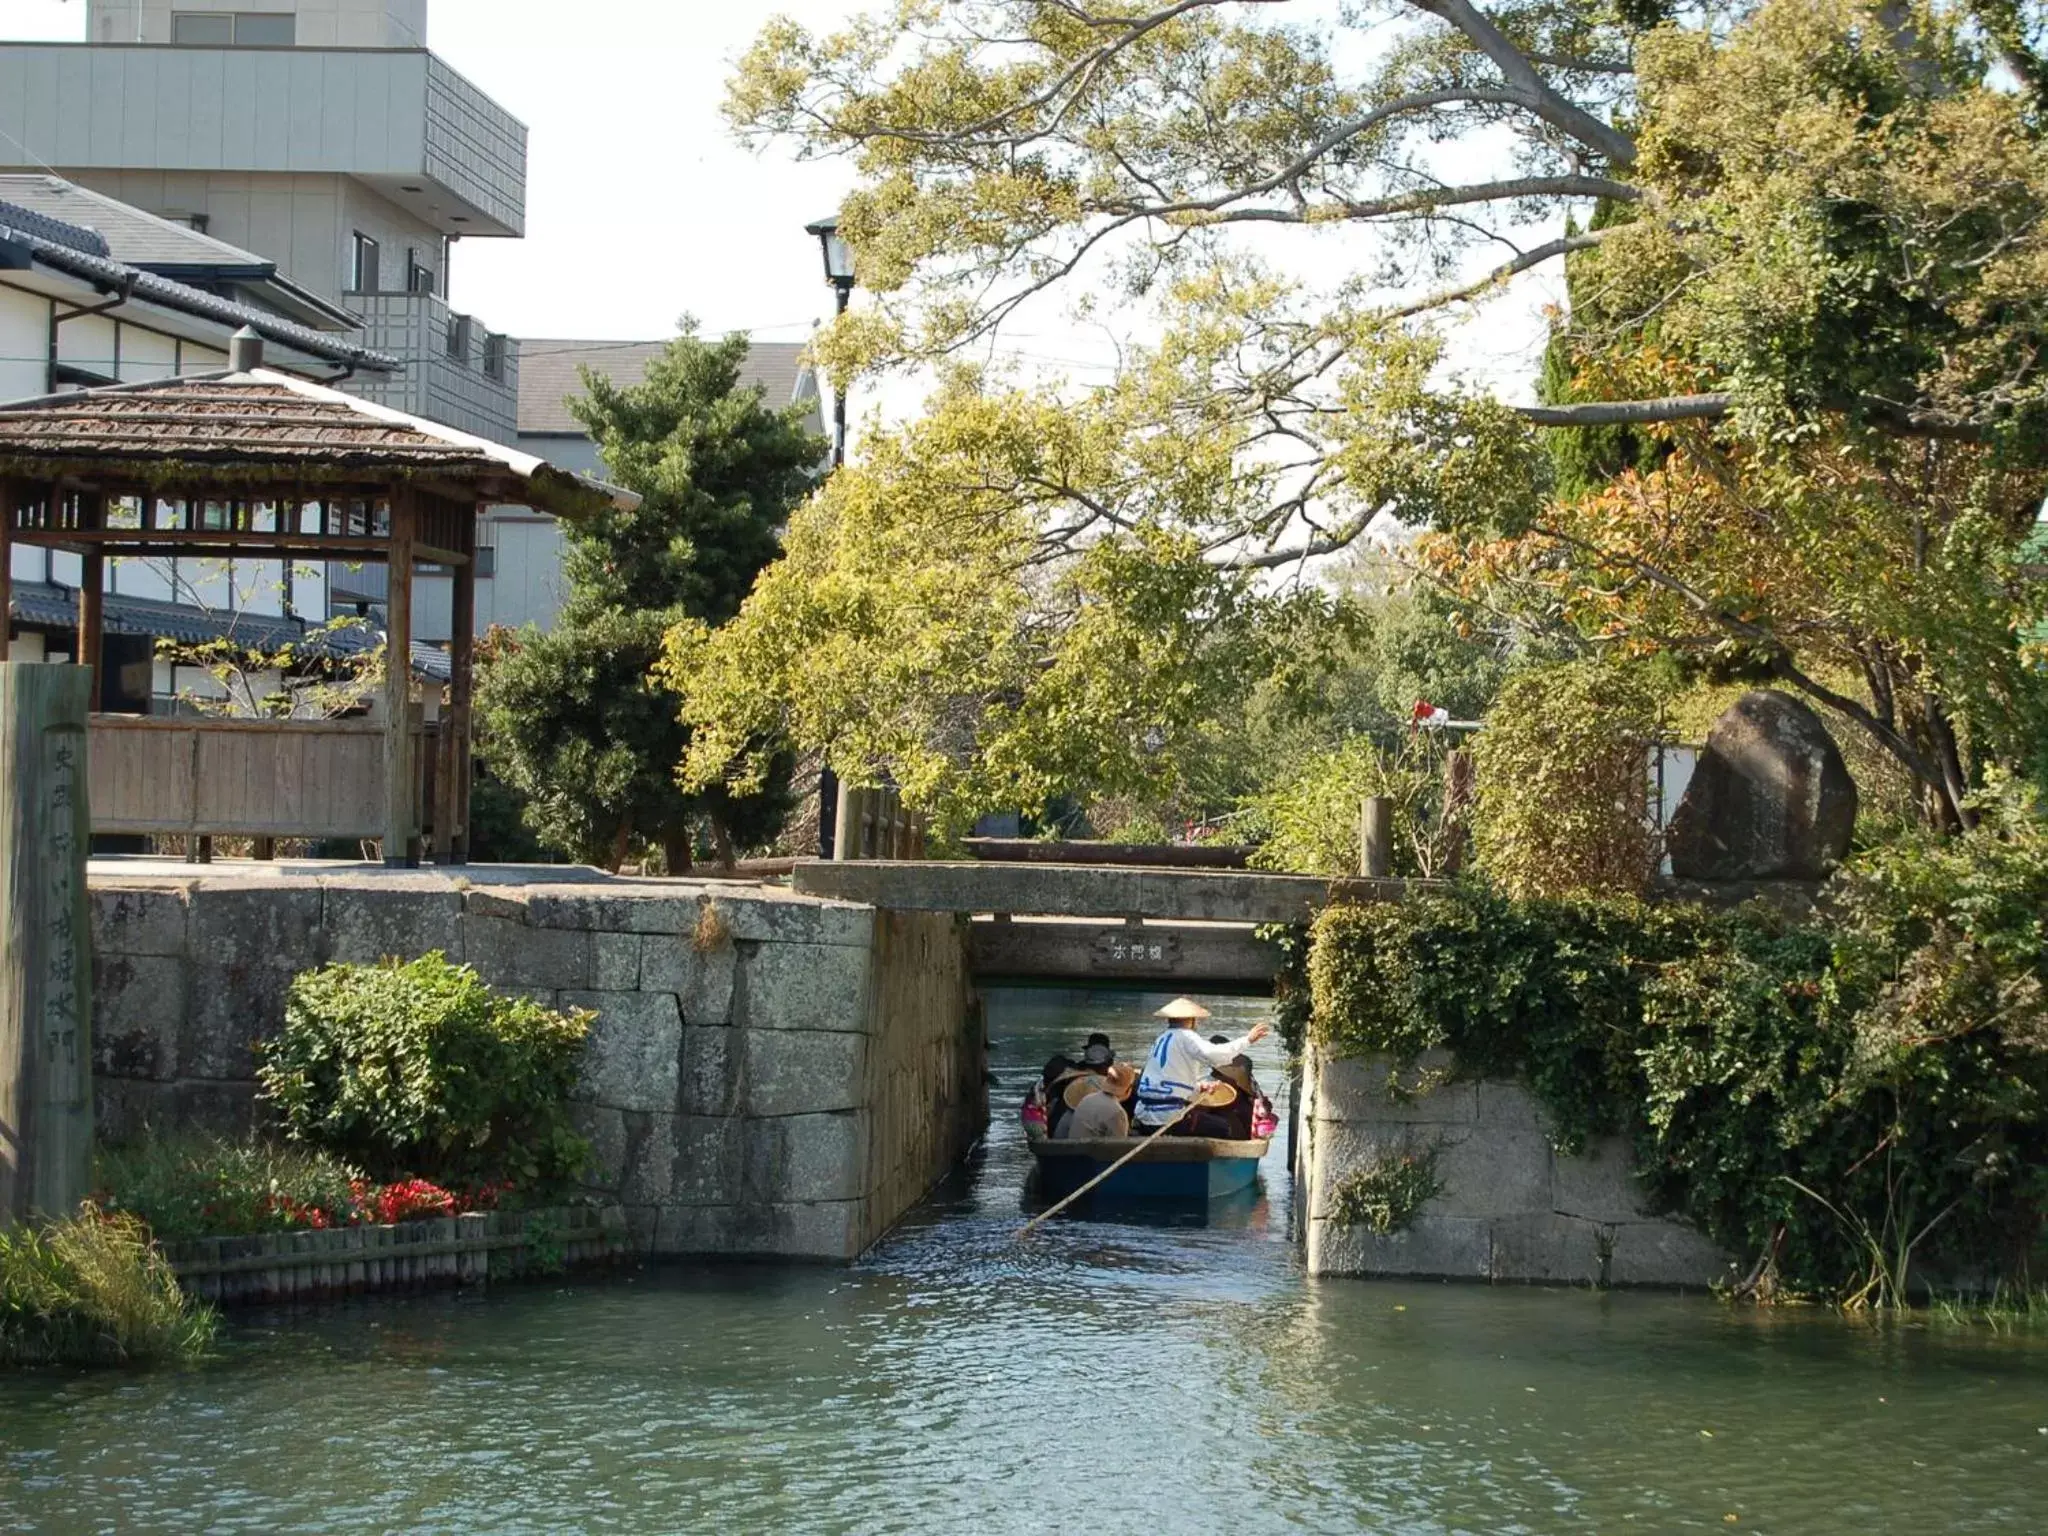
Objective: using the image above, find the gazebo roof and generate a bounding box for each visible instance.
[0,368,638,519]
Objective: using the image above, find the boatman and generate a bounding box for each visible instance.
[1133,998,1269,1137]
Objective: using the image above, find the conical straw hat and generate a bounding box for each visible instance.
[1155,997,1211,1022]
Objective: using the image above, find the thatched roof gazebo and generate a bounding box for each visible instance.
[0,330,637,865]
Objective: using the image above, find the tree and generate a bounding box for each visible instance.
[706,0,2048,830]
[477,328,824,869]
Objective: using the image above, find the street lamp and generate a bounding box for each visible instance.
[806,214,856,468]
[806,215,858,856]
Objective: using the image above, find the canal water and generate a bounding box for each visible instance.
[3,987,2045,1534]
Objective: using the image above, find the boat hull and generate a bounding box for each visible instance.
[1028,1135,1268,1202]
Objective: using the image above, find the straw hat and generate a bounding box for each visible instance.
[1062,1062,1135,1110]
[1192,1079,1239,1109]
[1155,997,1212,1022]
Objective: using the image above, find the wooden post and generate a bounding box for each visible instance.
[77,554,104,713]
[832,780,858,861]
[1360,795,1394,879]
[0,480,14,664]
[1442,749,1475,876]
[0,663,94,1225]
[440,526,477,864]
[384,489,417,867]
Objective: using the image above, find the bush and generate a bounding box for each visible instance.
[1245,731,1463,878]
[1471,658,1662,898]
[1,1209,214,1368]
[95,1135,366,1241]
[1306,798,2048,1303]
[259,953,593,1186]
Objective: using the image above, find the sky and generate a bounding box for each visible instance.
[4,0,1561,434]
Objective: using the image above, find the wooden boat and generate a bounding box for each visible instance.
[1027,1133,1270,1201]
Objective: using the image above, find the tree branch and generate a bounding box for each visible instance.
[1411,0,1639,166]
[1516,393,1732,426]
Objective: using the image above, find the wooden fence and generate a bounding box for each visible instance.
[87,713,435,844]
[158,1205,628,1307]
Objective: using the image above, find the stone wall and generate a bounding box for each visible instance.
[1296,1047,1737,1288]
[89,867,984,1262]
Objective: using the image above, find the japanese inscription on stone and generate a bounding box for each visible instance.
[1091,930,1182,971]
[39,727,84,1109]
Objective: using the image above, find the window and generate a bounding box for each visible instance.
[172,13,295,46]
[446,313,472,363]
[172,14,233,45]
[231,13,295,45]
[475,545,497,579]
[350,232,379,294]
[187,213,210,235]
[482,332,507,382]
[407,252,436,295]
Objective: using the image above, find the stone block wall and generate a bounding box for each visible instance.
[89,869,983,1261]
[1297,1047,1738,1288]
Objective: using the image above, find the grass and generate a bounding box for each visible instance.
[95,1133,366,1241]
[0,1208,215,1368]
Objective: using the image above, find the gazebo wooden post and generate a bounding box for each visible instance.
[76,492,106,712]
[435,508,479,865]
[384,485,418,867]
[0,479,13,663]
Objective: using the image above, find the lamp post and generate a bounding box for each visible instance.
[806,214,856,468]
[806,214,856,855]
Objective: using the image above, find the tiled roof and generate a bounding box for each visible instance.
[0,369,637,517]
[515,338,818,435]
[0,175,272,273]
[0,219,397,373]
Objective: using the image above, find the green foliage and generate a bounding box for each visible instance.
[1306,793,2048,1300]
[1245,729,1464,879]
[1472,659,1662,898]
[95,1135,365,1242]
[258,954,593,1187]
[1,1210,214,1368]
[1327,1148,1444,1235]
[476,326,822,869]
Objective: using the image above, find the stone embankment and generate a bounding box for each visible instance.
[1297,1047,1737,1288]
[89,864,986,1262]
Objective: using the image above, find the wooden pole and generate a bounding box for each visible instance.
[0,663,94,1225]
[0,480,15,664]
[384,489,417,867]
[1360,794,1394,878]
[77,554,104,713]
[1442,749,1475,877]
[444,524,477,864]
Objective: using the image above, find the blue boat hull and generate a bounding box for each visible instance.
[1029,1136,1268,1202]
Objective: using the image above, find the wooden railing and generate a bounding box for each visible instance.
[87,714,434,844]
[832,783,926,861]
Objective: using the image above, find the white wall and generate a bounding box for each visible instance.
[90,1,427,50]
[0,284,49,401]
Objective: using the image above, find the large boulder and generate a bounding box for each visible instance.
[1667,691,1857,881]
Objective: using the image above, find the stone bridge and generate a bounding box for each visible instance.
[793,860,1412,991]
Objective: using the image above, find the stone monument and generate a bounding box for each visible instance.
[1666,690,1857,882]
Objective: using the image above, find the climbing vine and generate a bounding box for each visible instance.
[1306,787,2048,1302]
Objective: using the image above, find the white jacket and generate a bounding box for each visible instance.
[1133,1026,1255,1126]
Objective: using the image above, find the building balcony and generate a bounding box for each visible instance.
[343,287,518,443]
[0,43,525,236]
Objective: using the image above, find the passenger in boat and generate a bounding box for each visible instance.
[1025,1053,1077,1138]
[1208,1053,1273,1141]
[1079,1032,1116,1069]
[1058,1062,1136,1140]
[1133,997,1269,1138]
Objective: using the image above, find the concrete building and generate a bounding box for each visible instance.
[0,0,525,440]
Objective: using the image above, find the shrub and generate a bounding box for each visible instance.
[1305,802,2048,1303]
[1471,658,1662,898]
[1326,1148,1443,1234]
[0,1209,214,1368]
[1245,731,1462,878]
[259,953,593,1186]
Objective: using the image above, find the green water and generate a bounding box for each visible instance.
[3,988,2045,1535]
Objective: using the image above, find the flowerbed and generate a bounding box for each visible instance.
[94,1135,521,1243]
